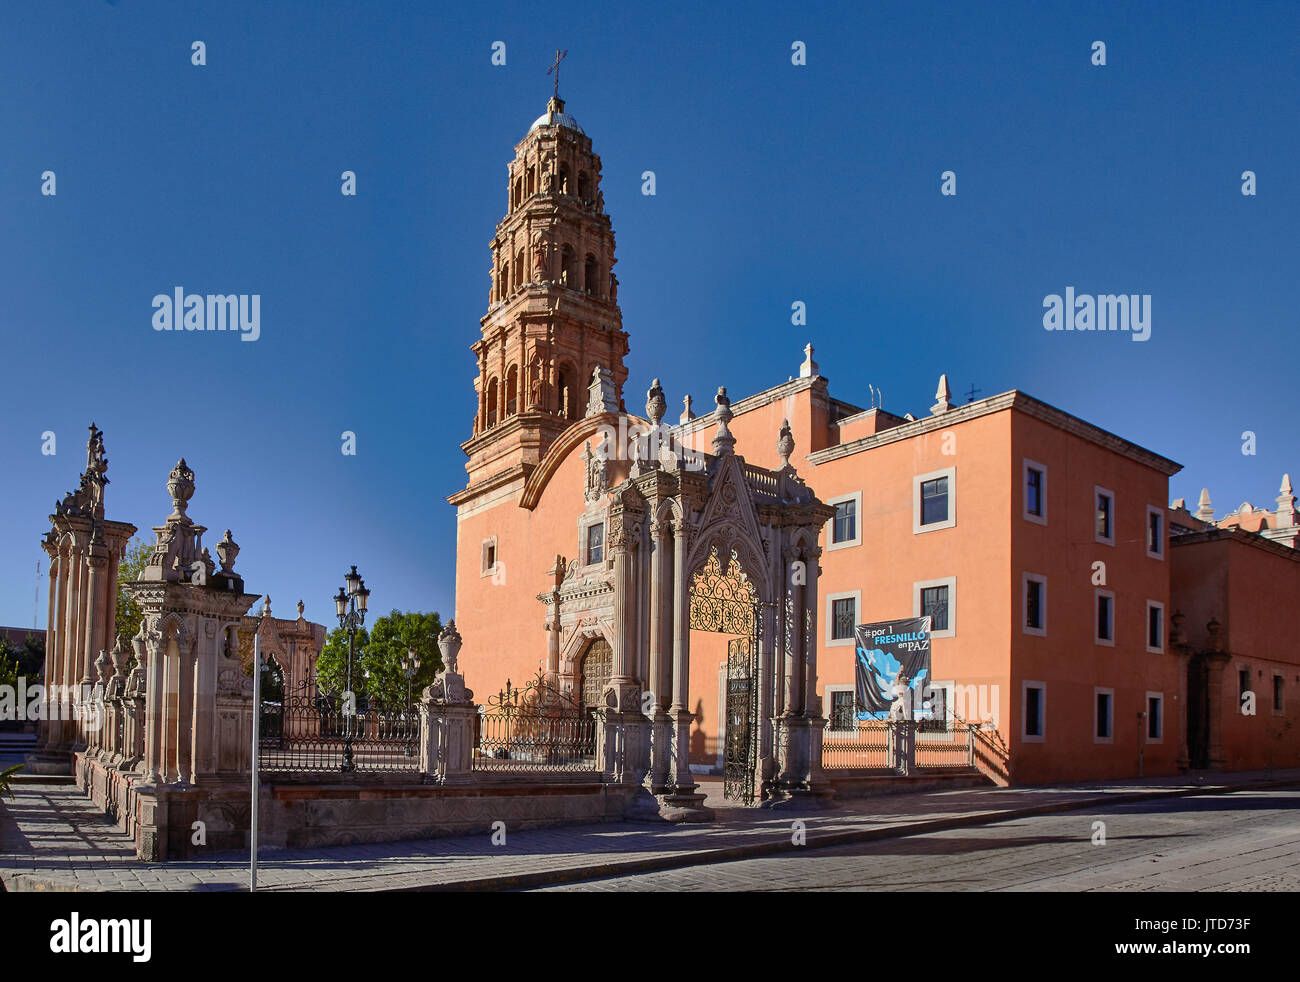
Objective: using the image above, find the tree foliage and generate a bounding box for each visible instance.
[115,537,153,650]
[313,609,443,709]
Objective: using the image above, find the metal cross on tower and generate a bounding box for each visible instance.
[548,49,567,98]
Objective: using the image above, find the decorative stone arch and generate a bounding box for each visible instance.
[685,520,771,605]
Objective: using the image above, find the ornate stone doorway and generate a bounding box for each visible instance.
[689,547,761,803]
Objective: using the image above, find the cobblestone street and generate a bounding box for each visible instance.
[537,789,1300,891]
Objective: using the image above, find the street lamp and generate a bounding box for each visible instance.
[333,566,369,772]
[402,647,422,756]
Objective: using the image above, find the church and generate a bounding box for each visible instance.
[449,88,1300,800]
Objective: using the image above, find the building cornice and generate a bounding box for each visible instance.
[1170,525,1300,564]
[805,390,1182,476]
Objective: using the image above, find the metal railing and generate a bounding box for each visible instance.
[472,674,601,773]
[258,687,421,774]
[820,718,892,770]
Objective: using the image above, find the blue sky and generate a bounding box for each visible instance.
[1,1,1296,630]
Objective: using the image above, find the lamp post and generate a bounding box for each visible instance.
[402,647,421,756]
[333,565,370,772]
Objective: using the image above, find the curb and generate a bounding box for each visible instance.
[6,776,1298,892]
[296,776,1300,892]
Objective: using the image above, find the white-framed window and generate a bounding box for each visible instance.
[1023,572,1047,636]
[913,576,956,639]
[1022,680,1046,742]
[1023,458,1047,525]
[919,680,955,738]
[825,590,861,647]
[824,684,856,732]
[1145,692,1164,743]
[1095,486,1115,546]
[1146,600,1165,653]
[1095,589,1115,646]
[826,491,862,550]
[480,537,499,577]
[1094,686,1114,743]
[582,521,605,566]
[913,467,956,534]
[1146,505,1165,559]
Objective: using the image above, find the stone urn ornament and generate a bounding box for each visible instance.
[216,529,239,573]
[166,459,196,520]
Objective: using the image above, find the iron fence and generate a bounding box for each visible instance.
[472,673,601,772]
[820,718,892,770]
[915,718,973,768]
[258,681,421,774]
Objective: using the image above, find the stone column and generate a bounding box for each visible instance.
[647,519,673,793]
[801,545,822,717]
[142,632,165,785]
[603,513,648,785]
[667,519,699,798]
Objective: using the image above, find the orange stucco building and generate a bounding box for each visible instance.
[449,97,1300,788]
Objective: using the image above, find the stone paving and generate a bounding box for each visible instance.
[538,789,1300,892]
[2,770,1298,891]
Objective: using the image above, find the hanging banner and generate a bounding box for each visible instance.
[854,616,932,720]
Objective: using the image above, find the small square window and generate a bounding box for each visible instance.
[914,468,956,533]
[828,689,856,731]
[585,523,605,565]
[481,537,499,577]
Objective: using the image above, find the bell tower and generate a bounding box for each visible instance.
[458,87,629,497]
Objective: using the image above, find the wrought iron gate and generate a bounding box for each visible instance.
[689,547,762,804]
[724,632,759,803]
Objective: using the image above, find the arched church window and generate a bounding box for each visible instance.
[525,165,536,197]
[557,363,577,420]
[512,176,523,210]
[578,637,613,711]
[514,249,525,290]
[486,378,498,427]
[505,365,518,416]
[558,162,569,195]
[584,255,599,296]
[577,170,590,201]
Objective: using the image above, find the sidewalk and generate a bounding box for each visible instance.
[3,769,1298,891]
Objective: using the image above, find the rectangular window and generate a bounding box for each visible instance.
[1146,506,1164,558]
[1024,575,1046,634]
[921,477,949,526]
[832,597,856,641]
[1023,682,1046,740]
[585,523,604,565]
[481,537,499,577]
[1147,695,1163,741]
[1239,668,1251,701]
[828,689,856,731]
[1274,676,1285,713]
[1095,690,1113,741]
[920,585,949,632]
[1095,488,1114,544]
[833,498,857,544]
[913,468,956,533]
[1147,602,1163,652]
[1096,591,1114,644]
[1026,466,1044,517]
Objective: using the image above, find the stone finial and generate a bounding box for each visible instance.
[94,649,111,685]
[711,386,736,456]
[262,595,272,618]
[216,529,239,573]
[437,620,463,674]
[799,343,819,379]
[1276,474,1297,529]
[680,394,696,424]
[646,378,666,426]
[166,459,196,520]
[1194,488,1214,522]
[585,365,619,417]
[776,418,795,469]
[110,640,129,678]
[297,599,305,619]
[930,374,954,415]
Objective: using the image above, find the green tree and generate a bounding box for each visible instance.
[0,636,41,688]
[313,609,443,709]
[115,537,153,650]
